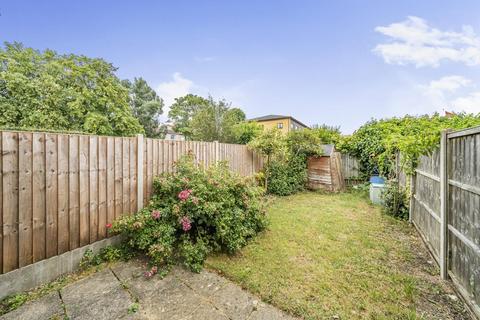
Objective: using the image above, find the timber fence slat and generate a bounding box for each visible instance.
[0,130,262,275]
[45,134,58,258]
[79,135,89,247]
[88,136,98,244]
[2,132,19,273]
[32,133,46,262]
[18,132,32,267]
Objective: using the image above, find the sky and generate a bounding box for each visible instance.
[1,1,480,133]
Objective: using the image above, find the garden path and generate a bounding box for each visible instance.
[1,260,295,320]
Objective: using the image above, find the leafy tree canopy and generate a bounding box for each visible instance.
[169,94,245,142]
[123,77,164,138]
[168,94,210,138]
[286,129,323,158]
[232,121,263,144]
[0,42,143,136]
[311,124,341,145]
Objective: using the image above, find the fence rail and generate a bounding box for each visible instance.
[0,130,262,275]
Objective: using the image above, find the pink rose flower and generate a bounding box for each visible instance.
[180,216,192,231]
[151,210,161,220]
[178,189,193,201]
[106,223,112,229]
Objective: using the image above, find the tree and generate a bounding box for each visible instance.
[248,128,285,189]
[168,94,209,138]
[190,98,245,142]
[311,124,341,144]
[0,42,143,136]
[232,121,263,144]
[169,95,246,142]
[286,129,323,157]
[123,78,164,138]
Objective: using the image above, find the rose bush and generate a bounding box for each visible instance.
[112,154,267,273]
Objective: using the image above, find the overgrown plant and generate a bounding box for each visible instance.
[381,181,409,220]
[337,113,480,178]
[111,155,267,273]
[248,128,323,196]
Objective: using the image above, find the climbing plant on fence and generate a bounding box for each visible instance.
[337,113,480,179]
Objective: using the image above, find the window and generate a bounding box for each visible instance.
[277,122,283,129]
[170,134,175,140]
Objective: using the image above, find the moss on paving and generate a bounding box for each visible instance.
[207,191,459,320]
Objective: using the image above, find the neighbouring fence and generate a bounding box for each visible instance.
[410,127,480,318]
[340,153,362,185]
[0,130,262,275]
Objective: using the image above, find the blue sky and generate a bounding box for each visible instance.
[1,1,480,133]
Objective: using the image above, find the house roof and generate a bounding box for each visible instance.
[249,115,308,128]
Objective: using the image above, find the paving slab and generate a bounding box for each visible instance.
[210,281,258,320]
[2,261,297,320]
[0,292,64,320]
[174,267,229,297]
[110,259,147,282]
[61,269,134,320]
[131,277,201,319]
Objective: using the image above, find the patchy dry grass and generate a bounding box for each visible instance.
[207,191,471,320]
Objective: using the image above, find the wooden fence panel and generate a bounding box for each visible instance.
[411,127,480,317]
[340,154,362,185]
[0,131,261,275]
[447,130,480,315]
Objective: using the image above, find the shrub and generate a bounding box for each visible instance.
[248,128,323,196]
[266,156,307,196]
[112,155,267,273]
[381,181,409,220]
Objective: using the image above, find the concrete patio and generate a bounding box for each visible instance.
[0,260,296,320]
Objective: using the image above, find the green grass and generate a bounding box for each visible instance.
[207,191,425,320]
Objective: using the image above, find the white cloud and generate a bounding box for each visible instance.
[374,16,480,67]
[156,72,194,108]
[421,75,471,101]
[416,75,480,114]
[451,92,480,113]
[426,75,471,92]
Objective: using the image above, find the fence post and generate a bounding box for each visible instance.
[408,174,415,223]
[440,129,448,280]
[137,134,144,212]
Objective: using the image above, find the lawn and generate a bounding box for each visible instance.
[207,191,469,320]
